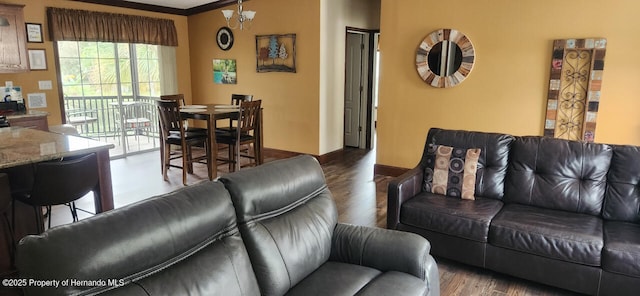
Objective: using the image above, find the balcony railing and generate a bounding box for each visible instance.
[63,95,159,139]
[63,96,161,156]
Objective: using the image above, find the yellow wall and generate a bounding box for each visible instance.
[188,0,322,155]
[188,0,379,155]
[0,0,191,126]
[377,0,640,169]
[3,0,380,157]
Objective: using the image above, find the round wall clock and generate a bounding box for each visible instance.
[216,27,234,51]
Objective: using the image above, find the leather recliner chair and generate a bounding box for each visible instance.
[220,155,439,296]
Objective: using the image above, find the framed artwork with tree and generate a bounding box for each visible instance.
[255,34,296,73]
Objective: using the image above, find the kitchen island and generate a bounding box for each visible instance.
[0,127,114,276]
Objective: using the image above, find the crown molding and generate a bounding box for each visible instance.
[71,0,240,16]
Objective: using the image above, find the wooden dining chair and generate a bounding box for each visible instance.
[216,100,262,172]
[231,94,253,105]
[159,94,207,132]
[157,94,207,175]
[216,94,253,134]
[160,94,186,106]
[156,99,211,185]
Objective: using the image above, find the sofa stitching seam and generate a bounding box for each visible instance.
[79,224,241,295]
[242,185,329,224]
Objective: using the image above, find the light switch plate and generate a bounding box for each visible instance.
[38,80,53,90]
[5,81,13,88]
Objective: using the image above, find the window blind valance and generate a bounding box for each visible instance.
[47,7,178,46]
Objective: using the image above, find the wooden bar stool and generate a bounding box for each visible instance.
[156,99,211,185]
[216,100,262,172]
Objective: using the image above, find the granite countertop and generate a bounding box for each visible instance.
[5,110,49,119]
[0,127,114,169]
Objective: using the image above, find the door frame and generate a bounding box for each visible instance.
[344,27,379,150]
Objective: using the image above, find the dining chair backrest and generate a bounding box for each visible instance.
[160,94,186,106]
[156,99,184,136]
[237,100,262,135]
[28,153,99,207]
[231,94,253,106]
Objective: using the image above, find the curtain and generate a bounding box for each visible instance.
[159,46,178,95]
[47,7,178,46]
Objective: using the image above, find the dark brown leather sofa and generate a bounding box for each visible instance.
[16,155,439,296]
[387,127,640,296]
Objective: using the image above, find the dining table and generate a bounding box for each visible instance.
[179,104,264,179]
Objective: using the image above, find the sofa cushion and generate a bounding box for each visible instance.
[504,136,612,215]
[17,181,260,296]
[354,271,429,296]
[286,262,379,295]
[286,262,428,296]
[604,144,640,223]
[400,192,503,242]
[490,204,603,266]
[135,234,258,295]
[423,144,481,200]
[423,128,515,199]
[602,221,640,277]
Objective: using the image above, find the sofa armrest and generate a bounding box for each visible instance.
[330,224,439,289]
[387,167,424,229]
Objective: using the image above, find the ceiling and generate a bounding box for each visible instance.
[73,0,238,16]
[123,0,221,10]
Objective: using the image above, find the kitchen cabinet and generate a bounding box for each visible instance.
[7,111,49,131]
[0,4,28,73]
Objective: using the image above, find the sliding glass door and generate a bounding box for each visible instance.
[57,41,162,157]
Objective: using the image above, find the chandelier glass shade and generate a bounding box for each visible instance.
[221,0,255,30]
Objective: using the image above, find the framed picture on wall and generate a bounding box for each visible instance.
[26,23,43,43]
[255,34,296,73]
[28,49,47,70]
[212,59,237,84]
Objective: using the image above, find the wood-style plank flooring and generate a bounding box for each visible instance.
[50,148,579,296]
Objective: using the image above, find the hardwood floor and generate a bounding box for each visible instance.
[49,148,579,295]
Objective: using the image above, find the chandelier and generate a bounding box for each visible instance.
[221,0,256,31]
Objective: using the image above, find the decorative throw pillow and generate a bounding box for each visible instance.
[423,144,481,200]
